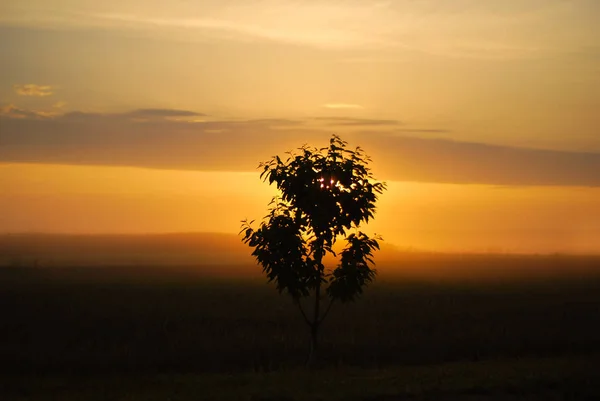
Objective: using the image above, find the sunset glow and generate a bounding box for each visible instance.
[1,0,599,255]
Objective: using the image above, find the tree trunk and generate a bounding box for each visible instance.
[306,241,324,368]
[307,322,319,367]
[306,280,321,368]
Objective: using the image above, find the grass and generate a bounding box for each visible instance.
[2,354,599,400]
[1,260,599,399]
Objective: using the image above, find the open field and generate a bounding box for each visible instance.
[2,354,599,400]
[1,254,600,399]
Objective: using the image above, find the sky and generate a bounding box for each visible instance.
[1,0,599,253]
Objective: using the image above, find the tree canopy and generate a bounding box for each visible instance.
[241,135,386,363]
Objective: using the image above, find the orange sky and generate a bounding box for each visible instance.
[1,163,599,254]
[0,1,599,253]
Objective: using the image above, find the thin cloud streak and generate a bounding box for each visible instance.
[0,104,57,119]
[313,117,400,126]
[1,1,591,59]
[395,129,452,134]
[128,109,205,118]
[322,104,364,110]
[13,84,53,97]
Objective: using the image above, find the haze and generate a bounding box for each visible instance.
[1,0,599,254]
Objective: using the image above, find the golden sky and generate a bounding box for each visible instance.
[1,1,599,253]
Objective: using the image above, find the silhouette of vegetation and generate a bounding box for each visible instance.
[241,135,386,365]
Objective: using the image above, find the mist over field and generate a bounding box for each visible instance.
[2,233,599,282]
[2,244,600,400]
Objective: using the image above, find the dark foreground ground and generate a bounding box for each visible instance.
[1,260,599,400]
[2,354,599,401]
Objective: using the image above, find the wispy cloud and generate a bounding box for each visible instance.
[0,104,55,119]
[322,104,364,110]
[128,109,206,117]
[314,117,399,126]
[0,105,209,123]
[57,108,205,122]
[395,129,452,134]
[127,109,205,118]
[1,108,599,186]
[13,84,53,97]
[0,1,585,59]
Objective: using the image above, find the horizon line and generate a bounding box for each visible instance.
[2,231,599,257]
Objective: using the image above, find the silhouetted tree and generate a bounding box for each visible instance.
[241,135,386,366]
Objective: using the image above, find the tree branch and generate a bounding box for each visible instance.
[319,297,335,325]
[295,299,312,326]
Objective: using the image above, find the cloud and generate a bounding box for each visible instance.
[314,117,400,126]
[13,84,54,97]
[361,134,600,187]
[395,129,451,134]
[1,105,208,123]
[0,104,55,119]
[52,110,302,129]
[0,1,580,59]
[0,110,325,173]
[322,104,364,110]
[222,118,304,127]
[1,109,599,187]
[55,108,206,122]
[127,109,205,118]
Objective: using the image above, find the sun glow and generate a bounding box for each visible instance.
[318,177,347,191]
[1,0,600,254]
[318,177,338,190]
[0,163,599,253]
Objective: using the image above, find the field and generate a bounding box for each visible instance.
[1,253,600,400]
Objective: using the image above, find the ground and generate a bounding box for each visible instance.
[2,354,599,400]
[1,259,599,400]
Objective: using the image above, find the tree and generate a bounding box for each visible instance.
[240,135,386,366]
